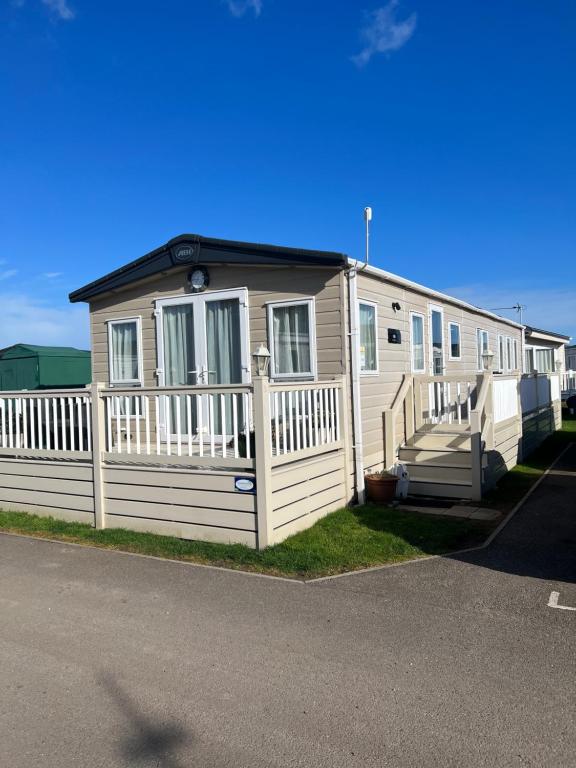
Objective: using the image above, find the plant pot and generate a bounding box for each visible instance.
[365,473,398,504]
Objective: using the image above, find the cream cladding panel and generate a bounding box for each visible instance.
[89,265,345,386]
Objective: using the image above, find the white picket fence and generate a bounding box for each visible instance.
[0,380,343,464]
[269,382,341,456]
[0,391,92,454]
[520,374,561,415]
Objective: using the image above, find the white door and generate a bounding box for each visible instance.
[155,289,250,440]
[428,305,446,421]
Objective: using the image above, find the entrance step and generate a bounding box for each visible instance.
[406,477,474,500]
[398,446,472,467]
[402,462,472,484]
[406,432,472,451]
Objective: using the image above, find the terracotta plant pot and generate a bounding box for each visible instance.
[365,473,398,504]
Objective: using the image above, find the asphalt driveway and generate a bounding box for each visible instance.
[1,446,575,767]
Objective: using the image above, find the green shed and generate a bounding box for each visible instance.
[0,344,91,391]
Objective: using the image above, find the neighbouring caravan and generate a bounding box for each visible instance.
[0,234,560,547]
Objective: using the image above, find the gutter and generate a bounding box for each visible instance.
[347,264,365,504]
[350,259,525,330]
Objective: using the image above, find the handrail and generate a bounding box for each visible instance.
[413,373,479,385]
[383,374,414,469]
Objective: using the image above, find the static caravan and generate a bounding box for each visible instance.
[0,233,548,548]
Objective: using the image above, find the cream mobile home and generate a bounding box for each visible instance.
[0,234,561,548]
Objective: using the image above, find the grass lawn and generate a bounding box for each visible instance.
[0,504,487,580]
[482,412,576,512]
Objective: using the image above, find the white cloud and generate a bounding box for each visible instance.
[225,0,262,18]
[0,293,89,349]
[0,269,18,281]
[42,272,63,279]
[442,283,576,340]
[42,0,75,21]
[352,1,417,67]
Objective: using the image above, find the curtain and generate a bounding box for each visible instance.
[273,305,311,375]
[535,349,553,373]
[359,304,376,371]
[207,299,241,434]
[111,322,138,382]
[412,315,424,370]
[163,305,195,434]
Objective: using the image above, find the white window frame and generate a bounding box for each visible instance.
[107,316,143,387]
[428,304,445,375]
[448,322,461,361]
[154,287,250,387]
[267,297,317,381]
[410,311,426,374]
[358,299,379,375]
[476,328,489,371]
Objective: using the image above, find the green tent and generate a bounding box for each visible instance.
[0,344,91,391]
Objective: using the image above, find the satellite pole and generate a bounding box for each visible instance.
[364,206,372,266]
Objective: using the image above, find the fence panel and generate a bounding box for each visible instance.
[267,381,342,460]
[493,377,519,424]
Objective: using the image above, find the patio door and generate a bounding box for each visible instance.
[155,289,250,441]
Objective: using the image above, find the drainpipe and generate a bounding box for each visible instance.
[347,264,365,504]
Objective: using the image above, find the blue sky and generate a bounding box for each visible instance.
[1,0,575,348]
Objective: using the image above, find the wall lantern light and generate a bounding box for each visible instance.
[253,345,271,377]
[482,349,495,371]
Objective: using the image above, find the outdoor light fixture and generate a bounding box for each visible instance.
[482,349,495,371]
[188,266,209,292]
[392,302,401,312]
[555,360,562,373]
[253,345,271,377]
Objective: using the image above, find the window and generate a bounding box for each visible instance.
[498,335,505,372]
[108,318,142,386]
[535,348,554,373]
[411,313,425,372]
[476,329,489,370]
[449,322,461,360]
[429,307,444,375]
[525,348,535,373]
[359,301,378,373]
[513,339,519,370]
[506,337,513,372]
[268,299,316,379]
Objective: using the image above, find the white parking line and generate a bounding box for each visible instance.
[547,591,576,611]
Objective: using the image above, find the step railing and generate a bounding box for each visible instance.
[383,374,415,469]
[413,374,480,426]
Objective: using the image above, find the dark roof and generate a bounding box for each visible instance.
[524,326,571,342]
[69,233,348,303]
[0,344,90,359]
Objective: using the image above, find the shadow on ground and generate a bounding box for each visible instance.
[101,673,191,767]
[447,443,576,585]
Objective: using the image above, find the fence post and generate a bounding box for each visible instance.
[470,410,482,502]
[414,379,423,430]
[383,409,395,470]
[91,382,106,530]
[252,376,273,550]
[405,378,415,444]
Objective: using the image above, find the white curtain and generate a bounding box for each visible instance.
[207,299,241,434]
[111,322,138,382]
[163,305,195,434]
[163,305,195,386]
[273,305,311,375]
[359,304,376,371]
